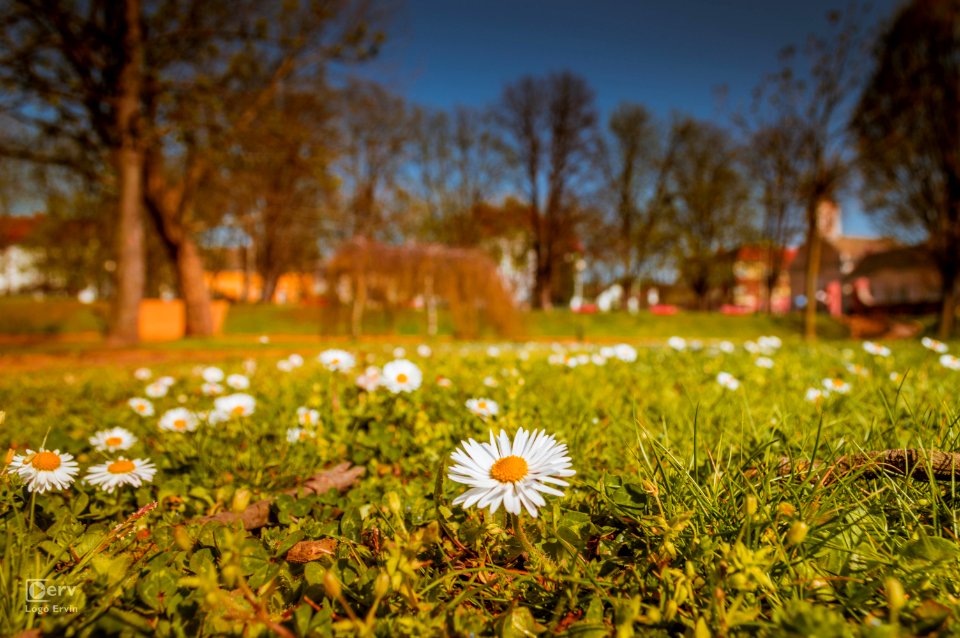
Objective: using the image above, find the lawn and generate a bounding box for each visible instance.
[0,296,863,343]
[1,337,960,635]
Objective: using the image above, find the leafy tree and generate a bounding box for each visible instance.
[852,0,960,338]
[1,0,382,340]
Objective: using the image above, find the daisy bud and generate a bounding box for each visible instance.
[787,521,808,547]
[231,488,252,513]
[173,526,193,551]
[385,491,402,516]
[374,572,390,599]
[324,571,342,599]
[886,577,905,615]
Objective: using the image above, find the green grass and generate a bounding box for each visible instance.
[2,339,960,635]
[0,297,108,335]
[0,297,862,341]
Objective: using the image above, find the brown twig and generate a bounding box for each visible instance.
[776,449,960,483]
[193,463,365,530]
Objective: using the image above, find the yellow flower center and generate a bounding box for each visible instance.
[299,432,309,441]
[478,401,487,409]
[832,379,845,388]
[104,436,123,447]
[231,405,246,416]
[331,358,339,365]
[107,459,136,474]
[32,451,61,472]
[174,419,187,430]
[136,404,145,412]
[396,373,408,384]
[490,455,528,483]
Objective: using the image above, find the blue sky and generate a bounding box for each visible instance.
[355,0,905,237]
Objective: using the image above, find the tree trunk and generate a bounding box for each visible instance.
[261,270,279,304]
[143,156,214,337]
[803,204,821,342]
[937,267,957,340]
[176,236,213,336]
[106,0,144,346]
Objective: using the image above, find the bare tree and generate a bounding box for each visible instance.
[852,0,960,338]
[498,71,598,308]
[743,118,805,312]
[334,79,409,241]
[600,102,674,296]
[756,7,869,339]
[666,117,753,310]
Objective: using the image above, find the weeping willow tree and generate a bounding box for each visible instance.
[326,238,519,338]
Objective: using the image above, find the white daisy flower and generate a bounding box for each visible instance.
[576,353,590,365]
[159,408,200,433]
[890,371,903,382]
[297,406,321,427]
[417,344,432,358]
[133,367,152,381]
[667,336,687,351]
[259,335,270,344]
[89,427,138,452]
[591,354,608,366]
[863,341,891,357]
[128,397,154,417]
[214,393,256,418]
[689,340,704,351]
[226,374,250,390]
[744,340,760,354]
[805,388,826,403]
[84,457,157,493]
[486,346,501,357]
[717,371,740,391]
[243,359,257,375]
[145,382,169,399]
[436,376,453,388]
[205,409,231,425]
[923,337,948,353]
[941,354,960,370]
[8,449,80,493]
[599,346,615,358]
[755,357,774,369]
[382,359,422,393]
[319,349,355,372]
[466,398,499,418]
[201,382,224,396]
[612,344,637,362]
[156,376,176,388]
[356,366,382,392]
[822,378,851,394]
[448,428,575,518]
[286,428,315,443]
[483,375,499,387]
[845,363,870,377]
[288,353,304,368]
[201,366,224,383]
[392,347,406,358]
[718,340,736,353]
[758,335,782,351]
[277,359,294,372]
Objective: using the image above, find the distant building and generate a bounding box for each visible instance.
[846,245,946,314]
[723,245,797,313]
[788,201,898,315]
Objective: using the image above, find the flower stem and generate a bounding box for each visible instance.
[511,514,554,570]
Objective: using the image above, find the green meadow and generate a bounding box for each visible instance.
[1,338,960,636]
